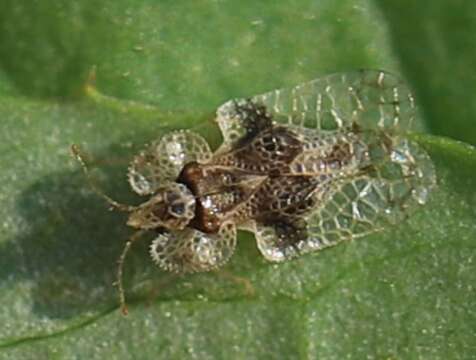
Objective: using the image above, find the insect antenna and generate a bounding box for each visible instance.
[70,144,136,212]
[115,229,146,316]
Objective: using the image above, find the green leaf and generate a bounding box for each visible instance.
[1,0,475,359]
[375,0,476,145]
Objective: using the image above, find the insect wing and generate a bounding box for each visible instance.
[255,135,436,262]
[306,136,435,243]
[216,70,420,150]
[215,98,274,151]
[149,221,237,273]
[254,70,420,132]
[128,130,212,195]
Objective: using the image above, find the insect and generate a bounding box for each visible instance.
[72,70,435,315]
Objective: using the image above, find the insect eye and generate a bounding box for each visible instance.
[170,202,185,216]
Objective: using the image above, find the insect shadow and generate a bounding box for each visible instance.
[3,141,259,319]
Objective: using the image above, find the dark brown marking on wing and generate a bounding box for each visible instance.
[252,175,321,220]
[233,99,273,145]
[323,142,354,171]
[263,217,309,254]
[214,126,304,173]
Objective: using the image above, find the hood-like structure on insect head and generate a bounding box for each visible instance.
[127,183,196,231]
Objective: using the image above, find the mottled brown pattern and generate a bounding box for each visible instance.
[213,126,302,170]
[74,71,435,316]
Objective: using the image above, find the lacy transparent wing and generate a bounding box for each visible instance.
[254,70,419,131]
[128,130,212,195]
[255,135,436,262]
[305,137,435,249]
[216,70,419,150]
[215,98,273,151]
[149,221,237,273]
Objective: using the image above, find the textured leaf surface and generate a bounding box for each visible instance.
[1,0,475,359]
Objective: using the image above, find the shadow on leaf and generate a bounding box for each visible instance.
[3,160,155,318]
[1,143,261,319]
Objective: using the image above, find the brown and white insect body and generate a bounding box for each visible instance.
[73,70,435,315]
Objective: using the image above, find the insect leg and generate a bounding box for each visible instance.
[215,270,256,297]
